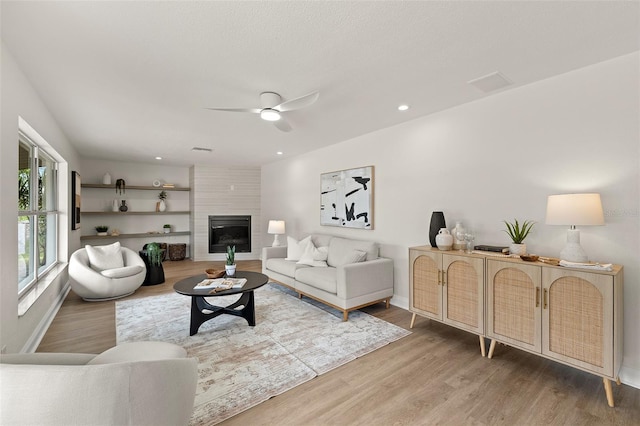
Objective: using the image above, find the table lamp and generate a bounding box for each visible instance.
[267,220,285,247]
[545,193,604,262]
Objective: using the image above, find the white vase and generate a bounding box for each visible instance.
[436,228,453,251]
[225,264,236,277]
[452,221,465,250]
[159,200,166,212]
[509,243,527,256]
[102,172,111,185]
[112,199,119,212]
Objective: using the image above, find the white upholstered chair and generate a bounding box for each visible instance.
[69,242,146,301]
[0,341,198,426]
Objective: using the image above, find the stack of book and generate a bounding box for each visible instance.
[473,245,510,256]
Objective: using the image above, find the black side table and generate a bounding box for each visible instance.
[139,250,165,285]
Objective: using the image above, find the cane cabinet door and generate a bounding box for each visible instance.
[410,249,442,321]
[442,254,485,334]
[542,268,614,376]
[486,260,542,353]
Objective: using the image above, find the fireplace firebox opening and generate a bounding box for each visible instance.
[208,215,251,254]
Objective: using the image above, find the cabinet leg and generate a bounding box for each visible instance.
[616,377,621,386]
[410,313,417,329]
[603,378,615,407]
[479,335,486,357]
[488,339,497,359]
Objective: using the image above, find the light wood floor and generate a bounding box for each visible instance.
[39,260,640,425]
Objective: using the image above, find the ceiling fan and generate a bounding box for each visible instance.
[206,91,319,132]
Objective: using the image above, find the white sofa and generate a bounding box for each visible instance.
[262,234,394,320]
[0,341,198,426]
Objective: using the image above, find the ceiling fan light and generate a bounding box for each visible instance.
[260,109,281,121]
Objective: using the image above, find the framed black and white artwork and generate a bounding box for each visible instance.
[71,171,81,230]
[320,166,373,229]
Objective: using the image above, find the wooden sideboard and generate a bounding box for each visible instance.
[409,246,623,407]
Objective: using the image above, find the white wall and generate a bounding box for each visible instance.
[1,42,82,353]
[261,53,640,385]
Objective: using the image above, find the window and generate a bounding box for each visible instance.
[18,130,59,295]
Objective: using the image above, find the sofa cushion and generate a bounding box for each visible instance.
[326,237,379,267]
[266,258,311,278]
[86,242,124,272]
[101,265,144,279]
[295,267,337,294]
[87,341,187,365]
[297,240,329,267]
[285,236,311,261]
[311,234,333,249]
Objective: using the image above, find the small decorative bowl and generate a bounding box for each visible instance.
[520,254,539,262]
[205,269,225,279]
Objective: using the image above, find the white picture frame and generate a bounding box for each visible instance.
[320,166,373,229]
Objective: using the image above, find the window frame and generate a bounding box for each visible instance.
[18,129,59,297]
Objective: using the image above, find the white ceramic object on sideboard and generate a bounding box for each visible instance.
[436,228,453,251]
[509,243,526,256]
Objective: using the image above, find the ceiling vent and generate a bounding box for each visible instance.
[191,147,213,152]
[467,72,513,93]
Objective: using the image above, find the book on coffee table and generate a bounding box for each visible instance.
[194,278,247,290]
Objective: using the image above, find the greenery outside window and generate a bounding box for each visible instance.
[18,131,59,296]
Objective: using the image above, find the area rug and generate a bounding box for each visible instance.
[116,283,410,425]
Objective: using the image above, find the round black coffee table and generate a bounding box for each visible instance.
[173,271,269,335]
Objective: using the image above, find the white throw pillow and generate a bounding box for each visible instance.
[296,240,329,267]
[101,265,144,279]
[86,242,124,272]
[285,236,311,261]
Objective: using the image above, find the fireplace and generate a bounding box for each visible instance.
[209,215,251,253]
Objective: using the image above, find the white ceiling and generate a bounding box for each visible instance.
[2,1,638,167]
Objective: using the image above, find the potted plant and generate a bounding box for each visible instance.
[225,245,236,276]
[157,190,167,212]
[95,225,109,236]
[504,219,535,256]
[163,224,171,234]
[146,242,163,267]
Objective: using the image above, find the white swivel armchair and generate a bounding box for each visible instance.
[69,242,146,301]
[0,341,198,426]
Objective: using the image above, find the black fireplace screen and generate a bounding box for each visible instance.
[209,215,251,253]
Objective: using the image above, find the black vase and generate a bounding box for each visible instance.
[429,211,446,247]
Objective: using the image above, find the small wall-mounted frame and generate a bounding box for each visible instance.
[71,171,81,230]
[320,166,373,229]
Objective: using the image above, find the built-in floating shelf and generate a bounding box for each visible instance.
[81,184,190,191]
[82,211,190,216]
[80,231,190,241]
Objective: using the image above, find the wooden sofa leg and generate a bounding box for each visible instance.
[343,310,349,321]
[385,298,390,309]
[298,293,302,299]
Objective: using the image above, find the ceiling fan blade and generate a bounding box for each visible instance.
[276,91,319,112]
[273,117,292,132]
[205,107,261,114]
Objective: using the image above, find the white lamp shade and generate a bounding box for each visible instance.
[267,220,285,235]
[545,193,604,226]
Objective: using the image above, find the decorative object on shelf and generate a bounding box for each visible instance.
[95,225,109,236]
[163,224,171,234]
[545,193,604,262]
[267,220,285,247]
[503,218,535,256]
[71,171,81,230]
[452,221,465,250]
[225,245,236,276]
[110,229,120,236]
[320,166,373,229]
[102,172,111,185]
[115,178,126,195]
[112,199,119,212]
[428,211,446,247]
[152,179,161,187]
[463,229,475,253]
[119,200,128,212]
[435,228,453,250]
[157,190,167,212]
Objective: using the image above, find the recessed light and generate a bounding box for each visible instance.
[155,156,162,160]
[398,104,409,111]
[276,151,283,155]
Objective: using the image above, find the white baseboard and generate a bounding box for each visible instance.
[620,365,640,389]
[390,294,408,311]
[21,282,70,353]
